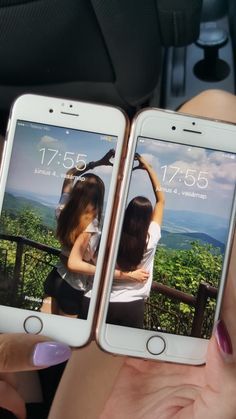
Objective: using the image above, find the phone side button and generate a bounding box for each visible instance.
[146,335,166,355]
[23,316,43,335]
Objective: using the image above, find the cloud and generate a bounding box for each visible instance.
[140,140,179,160]
[209,161,236,184]
[140,140,208,162]
[132,153,235,197]
[37,135,66,155]
[40,135,60,145]
[184,147,207,161]
[93,166,113,176]
[137,153,155,164]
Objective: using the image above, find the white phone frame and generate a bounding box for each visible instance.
[97,108,236,365]
[0,94,128,347]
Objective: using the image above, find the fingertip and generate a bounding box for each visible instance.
[32,341,72,368]
[214,320,234,362]
[0,334,71,372]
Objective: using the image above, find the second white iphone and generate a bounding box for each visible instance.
[97,108,236,364]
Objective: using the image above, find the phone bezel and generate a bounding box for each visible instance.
[96,108,236,364]
[0,94,128,347]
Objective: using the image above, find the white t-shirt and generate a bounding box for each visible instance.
[56,193,100,290]
[109,221,161,302]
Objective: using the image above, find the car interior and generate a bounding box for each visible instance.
[0,0,235,417]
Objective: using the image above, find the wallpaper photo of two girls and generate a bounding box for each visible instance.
[0,122,235,338]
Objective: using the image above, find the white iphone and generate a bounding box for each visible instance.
[96,108,236,365]
[0,94,128,347]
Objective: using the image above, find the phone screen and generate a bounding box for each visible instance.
[0,120,117,319]
[107,136,236,339]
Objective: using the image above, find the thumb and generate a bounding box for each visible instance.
[0,334,71,372]
[212,233,236,365]
[205,321,236,419]
[206,234,236,394]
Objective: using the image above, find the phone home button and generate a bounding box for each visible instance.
[146,335,166,355]
[23,316,43,335]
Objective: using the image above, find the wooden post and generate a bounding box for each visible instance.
[11,238,24,304]
[191,282,209,337]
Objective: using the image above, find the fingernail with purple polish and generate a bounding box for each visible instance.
[32,342,72,367]
[215,320,233,357]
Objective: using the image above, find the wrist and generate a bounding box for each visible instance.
[118,270,125,279]
[126,271,134,280]
[118,270,134,280]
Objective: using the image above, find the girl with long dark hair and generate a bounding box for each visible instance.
[42,172,105,317]
[106,154,165,328]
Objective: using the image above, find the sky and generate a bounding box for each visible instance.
[3,123,236,232]
[127,136,236,220]
[5,120,117,205]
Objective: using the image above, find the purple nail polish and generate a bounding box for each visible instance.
[32,341,71,367]
[215,320,233,356]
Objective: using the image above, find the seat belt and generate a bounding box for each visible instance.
[156,0,203,46]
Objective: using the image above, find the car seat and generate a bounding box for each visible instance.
[0,0,202,134]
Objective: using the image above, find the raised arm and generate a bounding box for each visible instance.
[61,149,115,195]
[135,154,165,226]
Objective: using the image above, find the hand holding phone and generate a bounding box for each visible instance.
[48,252,236,418]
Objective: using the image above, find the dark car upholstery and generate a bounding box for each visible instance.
[0,0,202,125]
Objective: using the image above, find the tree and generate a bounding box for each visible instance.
[145,242,222,337]
[0,209,60,309]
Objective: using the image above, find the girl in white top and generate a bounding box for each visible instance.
[43,172,104,317]
[43,150,149,317]
[107,155,165,328]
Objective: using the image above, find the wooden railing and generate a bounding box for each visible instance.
[0,234,218,336]
[150,281,217,337]
[0,234,60,306]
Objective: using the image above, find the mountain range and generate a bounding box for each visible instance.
[1,192,227,252]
